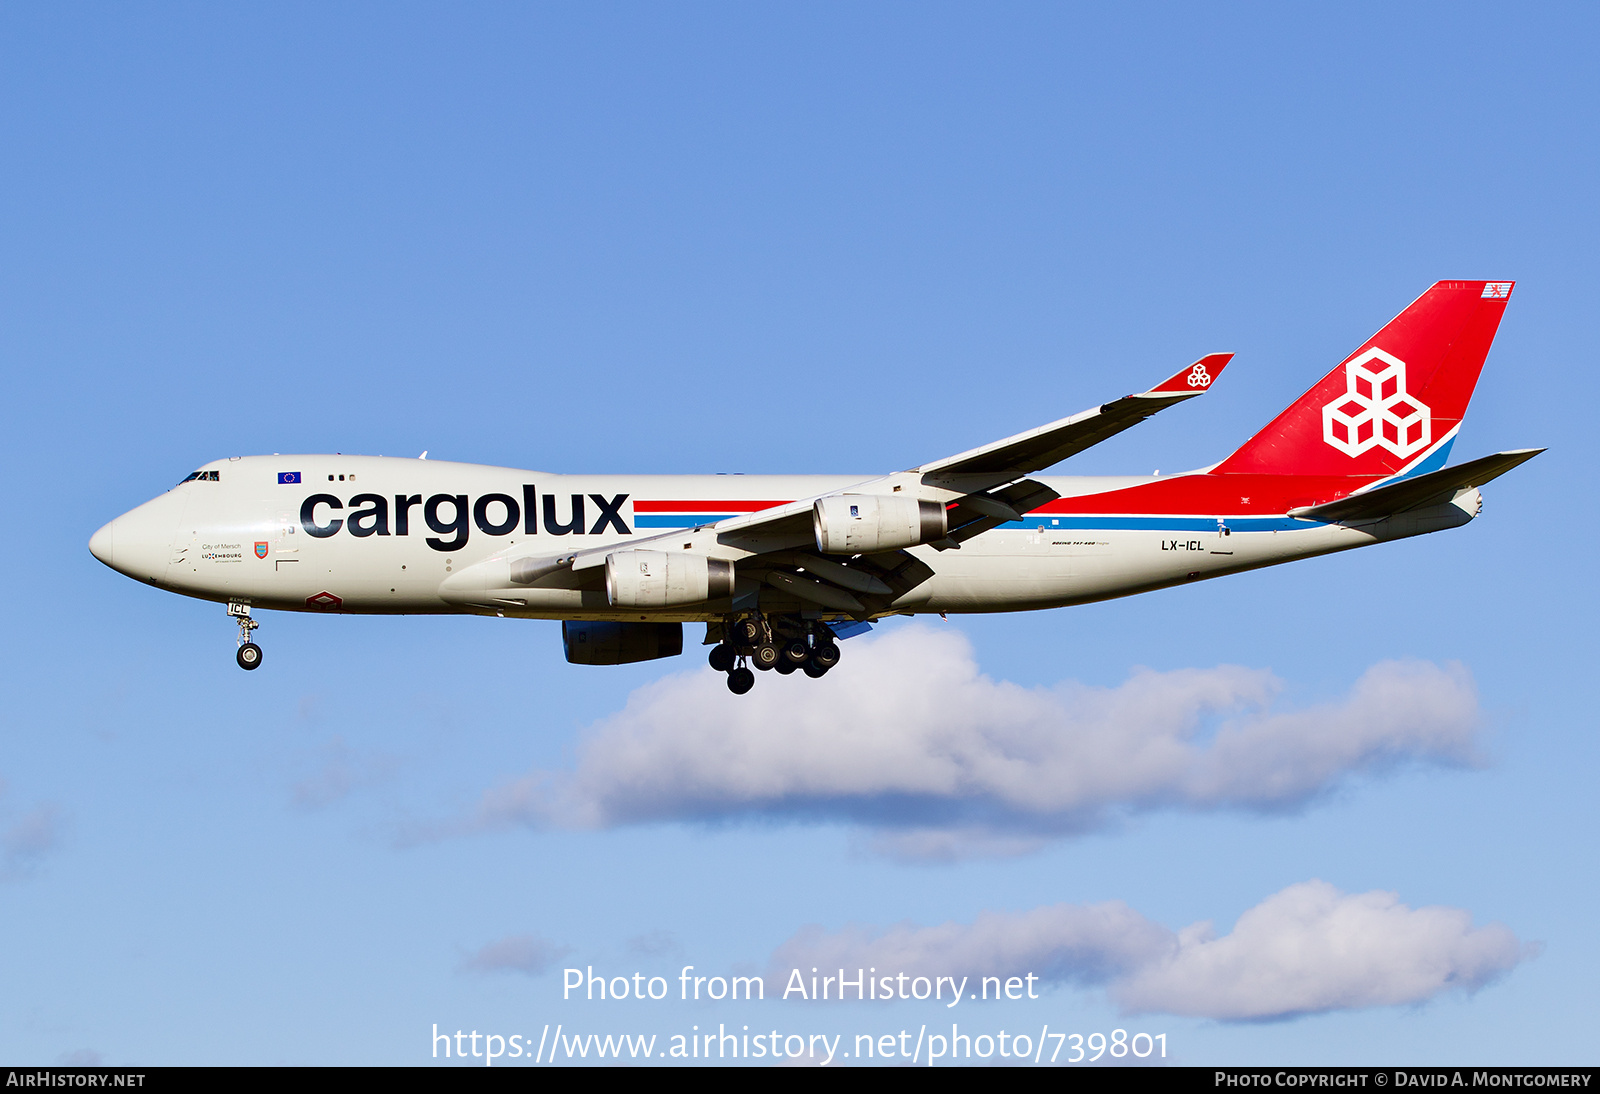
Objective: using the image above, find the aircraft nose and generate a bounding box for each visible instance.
[90,492,184,583]
[89,520,115,567]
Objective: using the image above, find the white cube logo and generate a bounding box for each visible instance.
[1322,348,1432,458]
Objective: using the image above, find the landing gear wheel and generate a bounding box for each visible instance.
[733,618,762,645]
[228,602,262,671]
[727,667,755,694]
[775,659,798,675]
[752,643,780,670]
[802,658,829,678]
[782,640,810,664]
[812,642,841,669]
[708,644,736,673]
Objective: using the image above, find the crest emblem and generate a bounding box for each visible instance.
[1321,348,1432,459]
[254,542,269,559]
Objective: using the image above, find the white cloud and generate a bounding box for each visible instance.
[460,933,573,976]
[1113,881,1534,1019]
[771,881,1533,1021]
[1,799,65,880]
[471,626,1481,853]
[291,736,397,809]
[626,929,682,958]
[772,901,1169,988]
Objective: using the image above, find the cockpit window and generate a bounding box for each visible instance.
[179,470,220,484]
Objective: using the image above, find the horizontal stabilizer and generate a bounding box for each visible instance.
[1289,449,1543,523]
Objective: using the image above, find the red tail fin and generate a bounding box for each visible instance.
[1214,281,1514,478]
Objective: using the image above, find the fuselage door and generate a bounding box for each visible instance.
[274,510,300,571]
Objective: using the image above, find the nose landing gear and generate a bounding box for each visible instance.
[229,601,263,671]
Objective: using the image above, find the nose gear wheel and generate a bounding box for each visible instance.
[228,602,262,671]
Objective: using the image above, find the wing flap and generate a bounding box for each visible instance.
[763,571,867,614]
[940,478,1062,547]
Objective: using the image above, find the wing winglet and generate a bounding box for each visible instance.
[1146,353,1233,395]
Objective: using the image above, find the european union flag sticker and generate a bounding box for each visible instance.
[278,472,301,484]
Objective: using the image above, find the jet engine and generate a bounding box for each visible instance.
[562,621,683,665]
[813,495,947,554]
[604,550,736,608]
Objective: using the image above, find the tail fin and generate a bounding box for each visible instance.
[1214,280,1514,478]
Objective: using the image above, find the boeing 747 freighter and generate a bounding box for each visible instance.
[90,281,1539,693]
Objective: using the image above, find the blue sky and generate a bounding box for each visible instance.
[1,2,1595,1065]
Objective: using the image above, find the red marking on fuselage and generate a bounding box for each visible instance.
[631,500,792,513]
[1034,473,1388,517]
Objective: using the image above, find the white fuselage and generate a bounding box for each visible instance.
[89,454,1476,623]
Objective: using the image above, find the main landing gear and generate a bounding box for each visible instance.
[229,601,263,671]
[708,615,843,695]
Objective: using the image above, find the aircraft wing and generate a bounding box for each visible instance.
[914,353,1233,478]
[1289,449,1544,523]
[516,355,1234,615]
[702,353,1233,548]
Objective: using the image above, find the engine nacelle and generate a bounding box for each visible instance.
[562,621,683,665]
[813,495,947,554]
[604,550,736,607]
